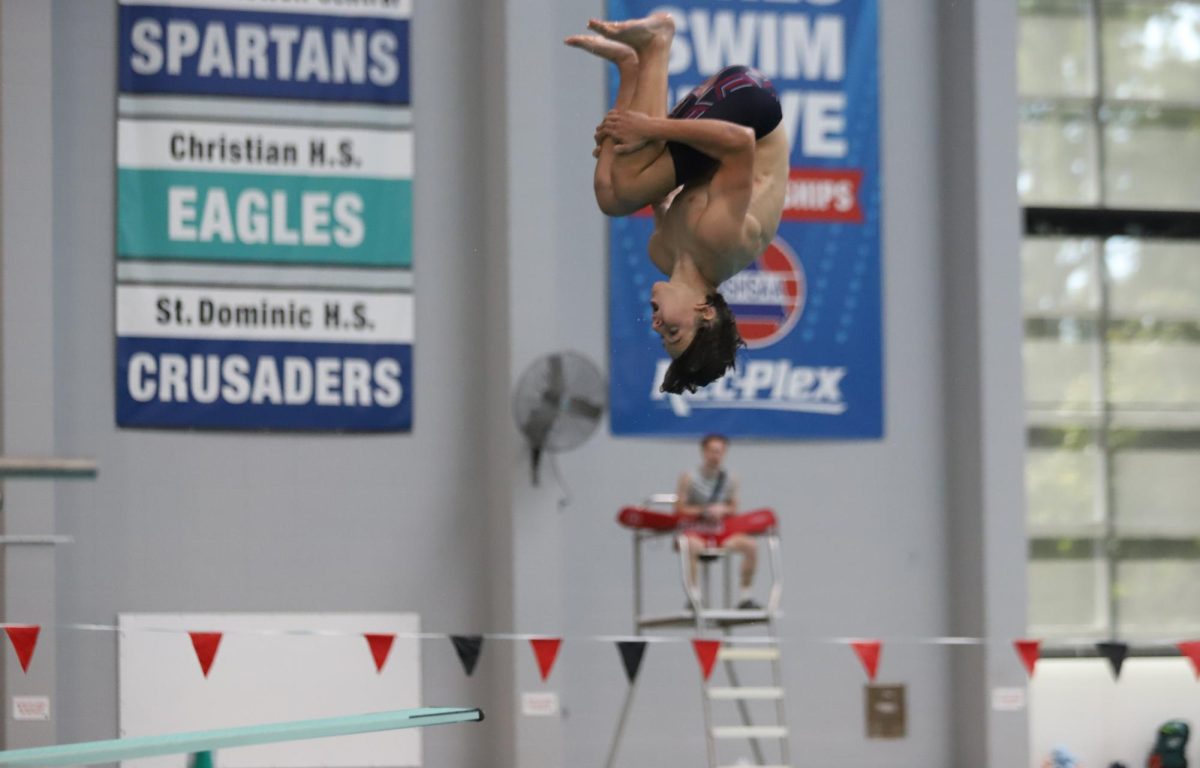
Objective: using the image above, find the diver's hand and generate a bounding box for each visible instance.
[706,503,733,519]
[601,109,656,155]
[593,124,608,158]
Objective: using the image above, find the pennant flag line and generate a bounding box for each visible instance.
[1014,639,1041,679]
[1096,641,1129,680]
[451,635,484,677]
[5,622,1200,650]
[851,640,882,682]
[692,639,720,681]
[5,625,40,673]
[1178,641,1200,680]
[9,619,1200,678]
[530,638,562,682]
[364,634,395,674]
[189,632,223,678]
[616,641,648,684]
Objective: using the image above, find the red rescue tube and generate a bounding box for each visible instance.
[617,507,777,535]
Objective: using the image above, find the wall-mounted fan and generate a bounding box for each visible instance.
[512,352,605,484]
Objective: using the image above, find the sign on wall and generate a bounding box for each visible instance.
[115,0,414,431]
[607,0,883,438]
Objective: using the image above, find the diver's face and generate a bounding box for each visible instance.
[650,282,711,358]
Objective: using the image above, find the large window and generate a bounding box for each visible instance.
[1019,0,1200,642]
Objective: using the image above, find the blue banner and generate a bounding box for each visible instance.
[117,337,411,430]
[607,0,883,438]
[118,4,410,105]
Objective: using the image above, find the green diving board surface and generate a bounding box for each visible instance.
[0,707,483,767]
[0,456,97,479]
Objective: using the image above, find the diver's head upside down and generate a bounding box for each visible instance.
[652,280,745,394]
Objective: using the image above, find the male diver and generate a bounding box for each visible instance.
[566,13,789,394]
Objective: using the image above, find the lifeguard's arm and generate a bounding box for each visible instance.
[675,473,703,518]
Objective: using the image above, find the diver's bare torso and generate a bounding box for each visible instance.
[648,124,789,284]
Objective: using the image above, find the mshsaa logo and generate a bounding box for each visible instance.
[720,238,806,349]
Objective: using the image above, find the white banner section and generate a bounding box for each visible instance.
[117,285,413,344]
[119,0,412,19]
[118,119,413,177]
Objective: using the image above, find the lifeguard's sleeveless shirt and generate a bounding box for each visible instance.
[685,467,737,506]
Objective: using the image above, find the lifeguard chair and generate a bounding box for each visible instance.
[609,494,792,768]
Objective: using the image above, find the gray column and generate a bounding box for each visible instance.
[939,1,1029,766]
[0,0,59,750]
[481,1,570,767]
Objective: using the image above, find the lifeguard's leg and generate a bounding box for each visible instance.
[589,14,678,206]
[688,541,700,592]
[724,533,758,588]
[677,534,701,597]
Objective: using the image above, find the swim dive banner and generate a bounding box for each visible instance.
[115,0,414,431]
[607,0,883,438]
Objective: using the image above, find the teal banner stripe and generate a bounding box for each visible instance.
[118,169,412,268]
[0,708,482,767]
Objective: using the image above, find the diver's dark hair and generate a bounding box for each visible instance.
[659,293,744,395]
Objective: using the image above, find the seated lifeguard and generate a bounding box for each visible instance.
[676,433,759,610]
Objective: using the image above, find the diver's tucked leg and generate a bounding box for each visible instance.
[588,13,674,119]
[589,14,679,208]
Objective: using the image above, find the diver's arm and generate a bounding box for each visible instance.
[601,110,755,161]
[645,118,754,161]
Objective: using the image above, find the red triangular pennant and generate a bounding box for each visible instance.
[189,632,223,678]
[5,626,40,673]
[364,633,395,674]
[1014,639,1041,678]
[851,640,882,682]
[1178,641,1200,680]
[692,639,721,681]
[530,638,562,682]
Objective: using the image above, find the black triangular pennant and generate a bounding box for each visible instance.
[1096,641,1129,679]
[450,635,484,677]
[616,641,647,684]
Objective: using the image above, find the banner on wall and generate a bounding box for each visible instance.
[114,0,414,431]
[607,0,883,438]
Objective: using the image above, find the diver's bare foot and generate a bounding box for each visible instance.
[587,13,674,52]
[564,35,638,68]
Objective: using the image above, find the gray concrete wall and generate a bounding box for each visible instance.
[40,0,494,764]
[0,0,58,750]
[0,0,1025,765]
[939,0,1028,766]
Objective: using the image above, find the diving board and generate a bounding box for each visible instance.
[0,708,483,767]
[0,456,97,478]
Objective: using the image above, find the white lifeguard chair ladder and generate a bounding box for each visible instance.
[608,494,791,768]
